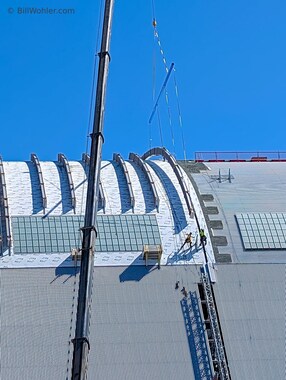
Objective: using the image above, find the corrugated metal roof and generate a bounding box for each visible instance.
[214,263,285,379]
[0,265,207,380]
[1,258,283,379]
[190,162,286,263]
[0,267,78,380]
[1,160,285,380]
[87,265,203,380]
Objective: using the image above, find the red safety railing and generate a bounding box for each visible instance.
[195,151,286,162]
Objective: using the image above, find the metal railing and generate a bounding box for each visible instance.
[0,157,11,254]
[195,151,286,162]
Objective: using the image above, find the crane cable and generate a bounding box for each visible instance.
[151,18,164,149]
[152,18,175,155]
[151,0,187,161]
[173,73,187,162]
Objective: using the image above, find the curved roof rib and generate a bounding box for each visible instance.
[58,153,76,212]
[98,180,106,213]
[0,157,11,253]
[31,153,47,212]
[129,152,160,211]
[141,147,193,217]
[113,153,135,211]
[82,152,90,166]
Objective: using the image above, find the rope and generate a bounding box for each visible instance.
[156,105,164,148]
[151,5,174,151]
[150,43,155,151]
[151,0,156,20]
[173,72,187,161]
[164,89,175,153]
[152,17,176,155]
[151,2,188,161]
[150,2,156,150]
[153,23,169,72]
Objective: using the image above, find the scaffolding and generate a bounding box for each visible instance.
[200,268,231,380]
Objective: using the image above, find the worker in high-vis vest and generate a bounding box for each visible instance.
[199,229,207,246]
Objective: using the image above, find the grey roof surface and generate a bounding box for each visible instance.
[0,265,205,380]
[2,159,286,380]
[190,162,286,263]
[213,263,285,380]
[87,265,203,380]
[0,263,284,380]
[0,267,78,380]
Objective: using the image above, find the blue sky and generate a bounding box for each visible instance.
[1,0,286,161]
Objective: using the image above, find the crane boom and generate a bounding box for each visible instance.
[71,1,115,378]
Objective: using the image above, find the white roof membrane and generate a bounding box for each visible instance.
[0,159,214,268]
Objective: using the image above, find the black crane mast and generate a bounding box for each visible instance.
[71,1,115,378]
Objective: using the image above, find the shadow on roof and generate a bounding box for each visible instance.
[119,264,159,282]
[79,160,105,212]
[181,292,213,379]
[111,161,133,213]
[147,161,187,233]
[27,161,44,214]
[51,259,80,283]
[167,244,201,265]
[127,161,155,213]
[56,162,74,214]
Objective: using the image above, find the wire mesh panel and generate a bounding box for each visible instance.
[236,213,286,250]
[12,214,161,254]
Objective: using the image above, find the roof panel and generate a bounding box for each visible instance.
[214,263,285,379]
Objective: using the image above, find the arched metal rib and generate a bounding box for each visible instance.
[98,180,106,213]
[82,153,90,166]
[0,156,11,254]
[58,153,76,211]
[31,153,47,211]
[113,153,135,210]
[129,152,160,211]
[141,147,193,216]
